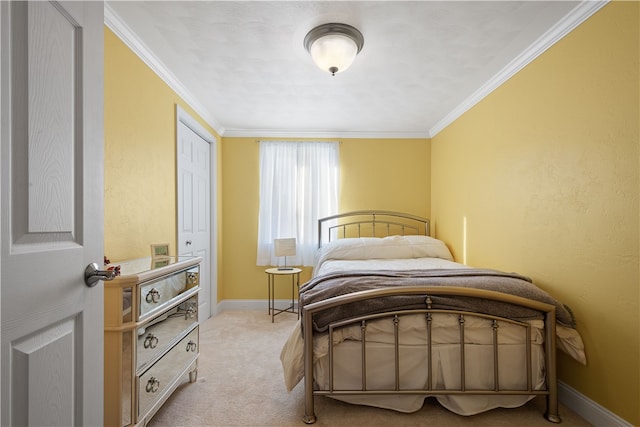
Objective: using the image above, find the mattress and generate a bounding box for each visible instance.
[316,257,466,276]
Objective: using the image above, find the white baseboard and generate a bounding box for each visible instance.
[217,299,265,312]
[559,381,632,427]
[215,301,631,427]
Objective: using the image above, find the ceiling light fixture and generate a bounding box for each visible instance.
[304,23,364,76]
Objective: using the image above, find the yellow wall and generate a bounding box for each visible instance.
[431,2,639,424]
[220,137,430,300]
[104,27,222,268]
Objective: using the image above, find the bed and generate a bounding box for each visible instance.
[280,211,586,424]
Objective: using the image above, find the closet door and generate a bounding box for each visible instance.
[177,106,214,319]
[0,1,104,425]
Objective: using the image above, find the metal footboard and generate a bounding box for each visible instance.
[301,286,560,424]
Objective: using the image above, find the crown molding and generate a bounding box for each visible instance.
[104,3,225,136]
[429,0,609,137]
[222,128,430,139]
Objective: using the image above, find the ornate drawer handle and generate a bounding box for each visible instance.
[143,333,159,349]
[145,288,160,303]
[184,306,197,320]
[145,377,160,393]
[186,340,197,352]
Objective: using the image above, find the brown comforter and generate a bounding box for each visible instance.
[299,269,576,332]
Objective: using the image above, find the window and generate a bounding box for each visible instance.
[256,141,339,266]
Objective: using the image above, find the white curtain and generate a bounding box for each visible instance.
[256,141,339,266]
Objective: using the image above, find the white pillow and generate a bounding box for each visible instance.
[314,235,454,268]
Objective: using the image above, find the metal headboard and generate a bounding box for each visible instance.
[318,210,430,247]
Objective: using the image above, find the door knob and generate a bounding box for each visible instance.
[84,263,117,287]
[185,240,192,246]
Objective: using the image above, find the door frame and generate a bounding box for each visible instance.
[176,105,218,317]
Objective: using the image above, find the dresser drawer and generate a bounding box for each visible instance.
[137,326,199,420]
[138,268,198,320]
[136,296,198,371]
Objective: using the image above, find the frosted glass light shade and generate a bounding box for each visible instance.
[309,34,359,75]
[304,23,364,76]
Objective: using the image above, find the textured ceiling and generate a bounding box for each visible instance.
[105,1,596,138]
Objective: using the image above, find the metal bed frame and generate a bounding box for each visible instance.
[301,211,560,424]
[317,210,430,246]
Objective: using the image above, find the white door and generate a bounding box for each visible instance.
[0,1,104,426]
[177,106,215,319]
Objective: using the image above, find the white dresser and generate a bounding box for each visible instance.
[104,256,201,426]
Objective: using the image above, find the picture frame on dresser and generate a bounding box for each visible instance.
[150,243,170,258]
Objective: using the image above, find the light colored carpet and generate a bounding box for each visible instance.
[147,310,592,427]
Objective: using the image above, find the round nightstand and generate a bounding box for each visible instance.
[265,267,301,323]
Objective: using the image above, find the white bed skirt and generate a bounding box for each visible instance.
[281,313,546,416]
